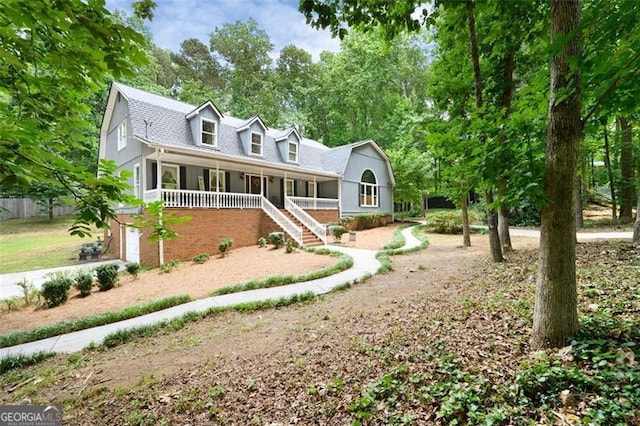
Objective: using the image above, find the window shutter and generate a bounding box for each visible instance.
[151,162,157,189]
[180,166,187,190]
[203,169,210,191]
[225,172,230,192]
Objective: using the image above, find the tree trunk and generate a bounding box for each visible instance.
[48,197,54,223]
[467,4,503,262]
[486,190,504,262]
[575,174,583,229]
[531,0,581,350]
[603,122,618,225]
[633,188,640,247]
[498,180,513,253]
[617,117,634,223]
[461,194,471,247]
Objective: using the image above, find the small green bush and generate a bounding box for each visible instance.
[159,260,180,273]
[258,237,267,248]
[41,277,72,307]
[269,232,285,248]
[328,225,346,242]
[285,239,296,253]
[425,210,479,234]
[218,237,233,256]
[74,272,93,297]
[95,264,119,291]
[192,253,210,264]
[125,262,140,278]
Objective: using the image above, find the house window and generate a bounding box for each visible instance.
[251,132,263,155]
[133,163,141,197]
[117,121,127,151]
[360,169,378,207]
[307,182,317,198]
[285,179,295,197]
[202,119,217,146]
[209,170,226,192]
[161,165,179,190]
[288,141,298,162]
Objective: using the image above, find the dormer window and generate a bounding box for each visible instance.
[202,119,217,146]
[251,132,263,155]
[288,141,298,162]
[117,121,127,151]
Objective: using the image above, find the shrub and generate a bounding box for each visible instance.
[285,238,296,253]
[269,232,285,249]
[125,262,140,278]
[425,210,479,234]
[95,264,119,291]
[328,225,346,242]
[192,253,210,264]
[160,260,180,273]
[218,237,233,256]
[16,278,37,306]
[41,277,72,307]
[74,272,93,297]
[258,237,267,248]
[509,206,541,227]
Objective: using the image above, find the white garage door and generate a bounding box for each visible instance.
[125,226,140,263]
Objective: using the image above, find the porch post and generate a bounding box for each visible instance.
[260,169,264,197]
[338,177,342,218]
[155,148,164,266]
[215,161,220,208]
[314,176,317,209]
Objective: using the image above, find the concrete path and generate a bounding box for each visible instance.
[0,260,125,301]
[472,225,632,241]
[0,226,422,359]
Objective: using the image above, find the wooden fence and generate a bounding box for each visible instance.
[0,198,76,220]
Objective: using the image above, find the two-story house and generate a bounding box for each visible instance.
[99,82,395,265]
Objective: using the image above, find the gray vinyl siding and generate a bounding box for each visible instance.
[189,107,220,147]
[340,144,393,216]
[277,134,300,164]
[105,96,142,167]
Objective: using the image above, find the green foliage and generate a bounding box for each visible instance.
[328,225,346,242]
[285,238,296,253]
[257,237,267,248]
[0,0,152,237]
[16,278,38,306]
[0,295,191,349]
[425,210,480,234]
[269,232,285,249]
[73,271,93,297]
[0,352,55,375]
[41,276,72,308]
[95,264,119,291]
[376,225,429,272]
[101,292,316,349]
[509,206,541,227]
[342,213,392,231]
[125,262,141,278]
[4,297,20,312]
[218,237,233,256]
[133,201,192,243]
[159,260,180,273]
[212,250,352,296]
[192,253,210,264]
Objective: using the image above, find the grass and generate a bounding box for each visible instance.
[0,295,191,348]
[211,249,353,296]
[376,224,429,272]
[0,215,100,273]
[0,351,55,374]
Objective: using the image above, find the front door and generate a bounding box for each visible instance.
[245,174,267,195]
[125,226,140,263]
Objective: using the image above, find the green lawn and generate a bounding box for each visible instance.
[0,216,100,274]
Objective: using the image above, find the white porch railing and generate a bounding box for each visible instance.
[145,189,262,209]
[261,197,303,246]
[288,196,339,210]
[285,197,327,245]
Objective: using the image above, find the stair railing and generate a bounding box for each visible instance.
[285,197,327,245]
[261,197,303,245]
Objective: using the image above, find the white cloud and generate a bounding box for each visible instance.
[105,0,340,61]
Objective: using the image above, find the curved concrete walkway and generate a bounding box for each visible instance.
[0,226,422,360]
[471,225,633,241]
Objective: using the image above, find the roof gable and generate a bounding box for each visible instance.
[185,100,223,120]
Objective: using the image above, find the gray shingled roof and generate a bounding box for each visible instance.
[114,82,368,175]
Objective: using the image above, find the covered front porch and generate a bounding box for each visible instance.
[139,149,341,212]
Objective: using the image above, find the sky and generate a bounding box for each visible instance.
[105,0,342,61]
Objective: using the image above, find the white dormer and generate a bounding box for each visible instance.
[274,128,301,164]
[186,100,223,148]
[236,116,267,157]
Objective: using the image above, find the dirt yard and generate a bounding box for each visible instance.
[0,223,402,335]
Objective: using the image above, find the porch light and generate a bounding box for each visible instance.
[240,172,245,179]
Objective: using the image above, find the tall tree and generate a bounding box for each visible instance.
[0,0,153,236]
[210,18,280,123]
[531,0,582,349]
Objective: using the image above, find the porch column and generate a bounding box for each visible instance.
[155,148,164,266]
[215,161,220,208]
[338,177,342,218]
[313,176,317,209]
